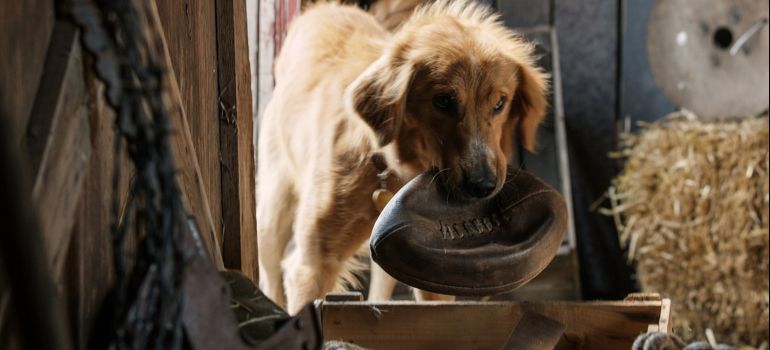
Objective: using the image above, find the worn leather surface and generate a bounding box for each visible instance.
[370,167,568,295]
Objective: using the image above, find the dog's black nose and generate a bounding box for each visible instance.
[464,174,497,198]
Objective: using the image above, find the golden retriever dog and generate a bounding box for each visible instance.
[257,0,548,314]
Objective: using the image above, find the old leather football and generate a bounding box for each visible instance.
[370,167,568,296]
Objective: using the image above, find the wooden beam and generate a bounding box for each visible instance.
[0,0,55,142]
[216,0,259,280]
[65,74,120,350]
[155,0,223,251]
[24,20,91,286]
[146,0,225,269]
[502,311,565,350]
[320,299,668,350]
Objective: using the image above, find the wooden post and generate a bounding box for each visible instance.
[216,0,259,281]
[147,0,225,269]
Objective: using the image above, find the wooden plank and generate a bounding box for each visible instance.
[24,21,92,286]
[320,300,665,350]
[502,311,565,350]
[156,0,223,250]
[498,0,550,28]
[65,74,119,350]
[0,0,55,141]
[325,292,365,302]
[215,0,259,280]
[658,298,672,334]
[147,0,225,269]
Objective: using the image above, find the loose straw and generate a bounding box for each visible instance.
[607,112,769,348]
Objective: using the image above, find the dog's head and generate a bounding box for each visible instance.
[347,0,548,201]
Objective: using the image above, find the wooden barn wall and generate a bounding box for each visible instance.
[155,0,258,279]
[0,0,55,143]
[66,76,122,350]
[1,0,257,348]
[156,0,223,252]
[215,0,258,276]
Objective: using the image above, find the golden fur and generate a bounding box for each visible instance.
[257,0,548,314]
[368,0,429,30]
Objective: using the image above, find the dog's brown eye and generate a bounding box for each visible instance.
[493,96,506,113]
[432,94,455,112]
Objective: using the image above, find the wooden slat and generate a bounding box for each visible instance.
[320,300,666,350]
[0,0,55,140]
[65,74,120,350]
[215,0,259,280]
[658,298,672,334]
[502,311,565,350]
[24,21,92,286]
[155,0,223,251]
[147,0,225,269]
[325,292,365,302]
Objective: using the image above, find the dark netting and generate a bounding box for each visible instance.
[71,0,191,348]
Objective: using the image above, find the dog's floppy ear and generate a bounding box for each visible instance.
[346,54,414,146]
[511,62,549,152]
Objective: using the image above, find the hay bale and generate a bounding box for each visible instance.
[607,112,769,348]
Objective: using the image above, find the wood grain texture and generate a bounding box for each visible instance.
[156,0,223,250]
[24,22,92,287]
[502,311,565,350]
[215,0,259,280]
[321,299,667,350]
[65,74,119,350]
[0,0,55,141]
[148,0,225,269]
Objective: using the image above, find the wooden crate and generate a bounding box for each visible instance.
[319,292,671,350]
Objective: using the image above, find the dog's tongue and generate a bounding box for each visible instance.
[369,166,568,296]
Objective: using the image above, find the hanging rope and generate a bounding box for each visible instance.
[71,0,192,348]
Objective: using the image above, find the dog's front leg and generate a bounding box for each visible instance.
[414,289,456,301]
[282,247,341,314]
[282,193,344,315]
[368,259,398,301]
[256,169,297,309]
